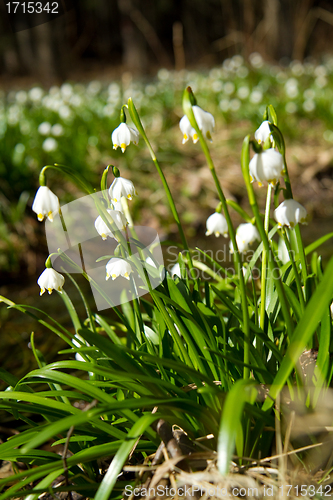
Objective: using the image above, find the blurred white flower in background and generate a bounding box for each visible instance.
[249,52,264,69]
[237,86,250,99]
[285,78,299,98]
[51,124,64,136]
[15,91,27,104]
[29,87,43,102]
[42,137,58,152]
[250,89,263,104]
[38,122,52,135]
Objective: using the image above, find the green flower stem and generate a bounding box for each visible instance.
[129,276,144,344]
[39,164,131,256]
[121,197,134,227]
[57,250,139,346]
[295,226,308,290]
[58,207,71,250]
[40,164,94,195]
[100,165,112,204]
[127,98,197,283]
[282,154,308,288]
[241,136,294,335]
[270,125,308,287]
[40,164,133,261]
[226,199,254,224]
[259,184,273,331]
[185,111,250,379]
[280,227,305,311]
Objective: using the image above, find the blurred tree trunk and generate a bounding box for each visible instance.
[243,0,255,57]
[16,29,36,74]
[263,0,280,59]
[34,20,57,84]
[117,0,148,74]
[292,0,316,60]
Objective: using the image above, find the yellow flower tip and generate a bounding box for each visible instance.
[113,198,118,203]
[47,288,53,294]
[120,143,126,152]
[205,230,211,236]
[111,273,117,280]
[113,144,118,150]
[48,211,54,221]
[290,222,294,228]
[40,288,45,296]
[215,232,220,237]
[193,133,198,143]
[101,233,107,240]
[223,232,228,237]
[106,273,110,281]
[124,272,129,279]
[127,194,132,200]
[38,213,44,221]
[258,182,263,188]
[57,287,62,292]
[282,169,286,175]
[278,223,282,227]
[183,133,188,141]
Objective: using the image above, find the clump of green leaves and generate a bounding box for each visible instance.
[0,93,333,500]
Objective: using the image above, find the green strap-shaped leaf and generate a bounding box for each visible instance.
[218,379,257,475]
[262,256,333,411]
[94,413,157,500]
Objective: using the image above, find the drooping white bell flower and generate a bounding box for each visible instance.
[108,177,137,203]
[205,212,228,237]
[170,262,181,278]
[106,258,132,281]
[277,237,289,264]
[179,116,197,144]
[111,200,124,213]
[230,223,260,254]
[249,149,284,187]
[32,186,60,222]
[112,123,139,152]
[94,209,127,240]
[37,267,65,295]
[274,199,308,229]
[254,120,272,144]
[180,105,215,144]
